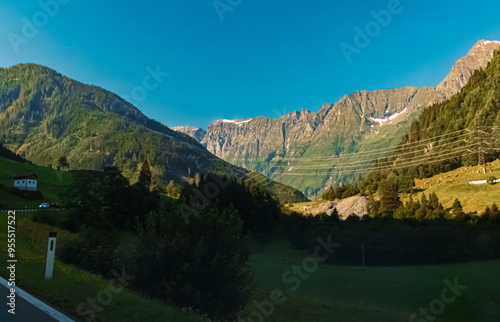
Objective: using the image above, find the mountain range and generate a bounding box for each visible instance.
[2,40,498,200]
[0,64,307,203]
[175,40,500,196]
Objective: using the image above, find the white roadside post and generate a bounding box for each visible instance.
[45,232,57,280]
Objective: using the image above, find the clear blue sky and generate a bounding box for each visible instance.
[1,0,500,129]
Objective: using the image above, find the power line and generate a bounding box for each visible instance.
[229,127,480,165]
[226,116,492,163]
[252,137,483,187]
[239,119,499,188]
[274,135,475,170]
[276,146,478,176]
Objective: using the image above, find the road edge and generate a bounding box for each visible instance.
[0,276,75,322]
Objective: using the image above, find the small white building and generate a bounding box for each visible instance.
[13,173,39,191]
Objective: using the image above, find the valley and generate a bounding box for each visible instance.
[1,5,500,320]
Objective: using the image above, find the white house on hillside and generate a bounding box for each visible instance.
[13,173,39,191]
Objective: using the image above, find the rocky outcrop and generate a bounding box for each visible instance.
[173,126,207,143]
[301,196,368,219]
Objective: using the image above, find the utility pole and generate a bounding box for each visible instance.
[478,130,486,173]
[477,128,490,173]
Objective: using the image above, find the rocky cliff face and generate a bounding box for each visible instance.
[199,85,439,196]
[177,41,500,196]
[173,126,207,143]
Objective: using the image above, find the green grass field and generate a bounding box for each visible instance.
[0,157,71,209]
[242,241,500,322]
[406,160,500,213]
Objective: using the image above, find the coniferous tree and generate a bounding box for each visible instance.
[322,186,336,201]
[101,166,133,227]
[452,199,465,218]
[137,159,152,191]
[429,192,439,210]
[377,180,402,215]
[57,156,69,170]
[133,201,254,320]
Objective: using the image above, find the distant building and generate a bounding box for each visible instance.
[13,173,39,191]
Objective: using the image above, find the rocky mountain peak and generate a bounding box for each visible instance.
[173,126,207,143]
[435,40,500,97]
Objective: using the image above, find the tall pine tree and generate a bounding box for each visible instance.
[378,180,402,215]
[137,159,152,191]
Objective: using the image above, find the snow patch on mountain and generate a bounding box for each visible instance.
[222,118,253,126]
[368,108,407,126]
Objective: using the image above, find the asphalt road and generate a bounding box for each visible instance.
[0,277,74,322]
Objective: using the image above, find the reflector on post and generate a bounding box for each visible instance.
[45,232,57,280]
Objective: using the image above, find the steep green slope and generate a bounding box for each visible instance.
[0,64,307,203]
[406,159,500,213]
[0,156,71,208]
[394,49,500,178]
[0,64,229,180]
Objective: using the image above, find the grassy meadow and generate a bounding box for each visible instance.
[242,241,500,322]
[0,157,71,209]
[405,160,500,213]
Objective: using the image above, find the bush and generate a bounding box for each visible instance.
[488,176,497,185]
[58,228,118,277]
[132,201,254,320]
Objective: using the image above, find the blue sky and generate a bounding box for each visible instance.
[1,0,500,129]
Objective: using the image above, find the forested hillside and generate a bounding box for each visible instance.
[0,64,307,203]
[320,49,500,220]
[394,49,500,179]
